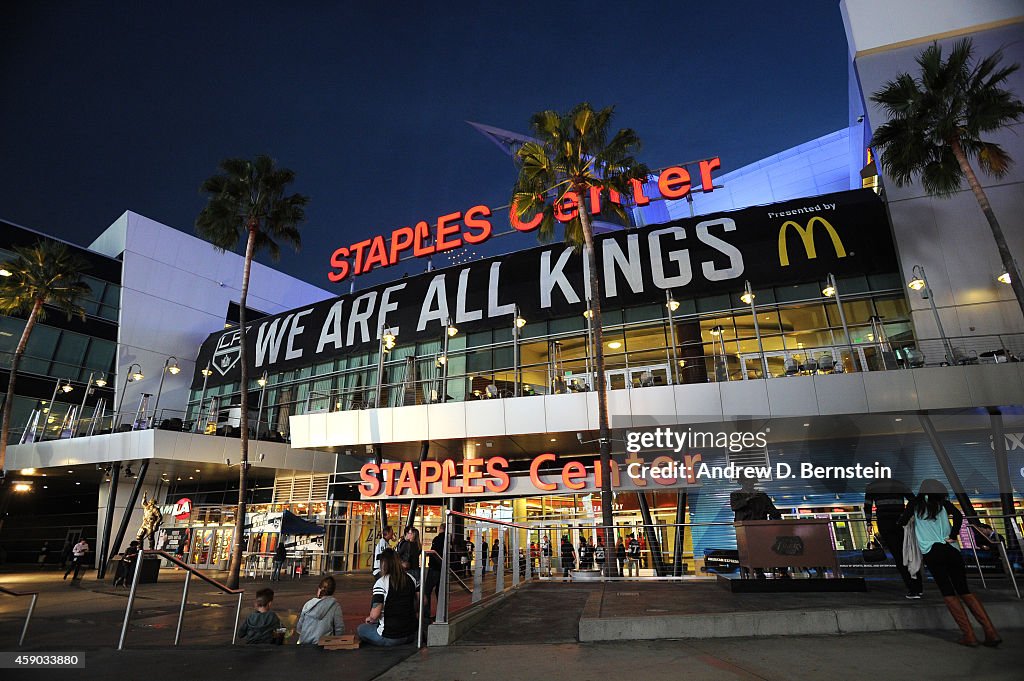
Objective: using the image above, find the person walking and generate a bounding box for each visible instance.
[625,533,641,577]
[899,479,1001,647]
[37,541,50,569]
[540,535,552,576]
[295,575,344,645]
[271,540,287,582]
[423,524,446,621]
[560,535,575,577]
[64,538,89,582]
[864,479,922,598]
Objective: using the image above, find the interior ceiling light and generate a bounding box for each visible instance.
[607,341,622,350]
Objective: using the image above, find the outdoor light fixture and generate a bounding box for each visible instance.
[0,268,11,277]
[446,325,458,337]
[257,374,268,388]
[94,375,107,387]
[740,289,755,305]
[666,298,680,312]
[998,272,1011,284]
[583,309,594,319]
[908,265,954,363]
[60,381,73,394]
[678,359,687,368]
[435,354,448,366]
[709,325,724,336]
[130,368,145,382]
[822,283,836,297]
[514,315,526,329]
[201,367,213,377]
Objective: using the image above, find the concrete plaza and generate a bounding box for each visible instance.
[1,566,1022,680]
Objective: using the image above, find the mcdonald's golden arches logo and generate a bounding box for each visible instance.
[777,216,847,266]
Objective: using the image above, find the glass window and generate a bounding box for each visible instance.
[696,294,731,313]
[624,304,662,323]
[779,305,830,332]
[0,316,25,355]
[22,325,60,374]
[53,332,89,371]
[774,283,822,303]
[83,338,116,375]
[873,296,910,321]
[868,273,901,291]
[550,315,585,334]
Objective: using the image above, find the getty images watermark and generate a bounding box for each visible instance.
[623,426,892,481]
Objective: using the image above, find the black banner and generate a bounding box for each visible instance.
[192,189,896,389]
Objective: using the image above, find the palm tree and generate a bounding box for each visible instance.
[512,103,649,575]
[196,155,308,588]
[0,241,91,474]
[870,38,1024,318]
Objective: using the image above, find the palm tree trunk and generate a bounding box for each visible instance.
[950,136,1024,320]
[226,227,257,589]
[577,200,618,577]
[0,298,43,472]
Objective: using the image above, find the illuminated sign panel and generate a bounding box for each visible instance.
[192,189,895,389]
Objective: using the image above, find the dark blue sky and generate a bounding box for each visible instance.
[1,2,850,289]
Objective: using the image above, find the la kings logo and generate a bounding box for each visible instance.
[212,327,246,376]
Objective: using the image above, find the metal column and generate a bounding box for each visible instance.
[97,463,121,577]
[919,414,978,519]
[103,460,149,579]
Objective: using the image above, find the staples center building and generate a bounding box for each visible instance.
[179,4,1024,575]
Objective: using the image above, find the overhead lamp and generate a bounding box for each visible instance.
[61,381,74,393]
[514,315,526,329]
[257,373,268,388]
[666,298,680,312]
[740,290,755,305]
[13,482,33,493]
[822,284,836,297]
[94,375,107,387]
[607,341,622,350]
[0,268,11,277]
[907,277,925,291]
[998,272,1011,285]
[20,468,36,475]
[165,357,181,375]
[446,325,458,337]
[709,325,724,337]
[130,369,145,382]
[583,309,594,319]
[201,367,213,377]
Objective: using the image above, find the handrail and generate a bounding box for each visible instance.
[118,549,245,650]
[0,585,39,646]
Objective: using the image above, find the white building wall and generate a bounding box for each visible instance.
[90,212,332,420]
[844,5,1024,343]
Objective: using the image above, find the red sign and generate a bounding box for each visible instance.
[327,158,721,283]
[173,497,192,521]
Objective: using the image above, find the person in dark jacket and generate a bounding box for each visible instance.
[271,541,287,582]
[491,540,500,572]
[237,588,281,644]
[560,535,576,577]
[864,479,921,598]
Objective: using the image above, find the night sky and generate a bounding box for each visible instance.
[1,2,850,290]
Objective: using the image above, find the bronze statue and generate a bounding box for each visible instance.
[136,493,164,550]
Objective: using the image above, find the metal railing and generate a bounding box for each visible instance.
[0,585,39,646]
[118,550,245,650]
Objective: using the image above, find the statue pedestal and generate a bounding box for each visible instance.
[138,557,161,584]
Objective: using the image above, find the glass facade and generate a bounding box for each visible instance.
[185,277,911,438]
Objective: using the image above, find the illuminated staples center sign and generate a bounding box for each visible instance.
[326,159,723,283]
[191,189,896,389]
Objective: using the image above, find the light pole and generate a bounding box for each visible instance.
[376,328,397,408]
[742,281,769,379]
[665,291,681,385]
[512,306,526,396]
[441,320,457,402]
[151,356,180,427]
[193,363,213,433]
[116,363,145,426]
[255,371,268,439]
[908,265,955,365]
[823,273,853,370]
[40,378,72,441]
[73,372,107,436]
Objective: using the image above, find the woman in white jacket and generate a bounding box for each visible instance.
[295,576,344,645]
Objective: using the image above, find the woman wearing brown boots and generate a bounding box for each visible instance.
[899,479,1001,647]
